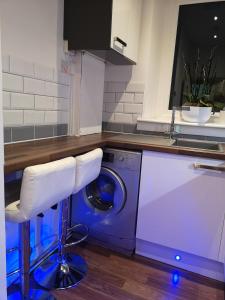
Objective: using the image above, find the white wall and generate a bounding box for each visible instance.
[0,24,7,300]
[0,0,65,69]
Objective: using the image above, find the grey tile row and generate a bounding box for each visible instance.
[102,122,225,142]
[4,124,68,143]
[102,122,165,136]
[102,122,138,134]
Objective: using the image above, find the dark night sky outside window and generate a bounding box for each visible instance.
[169,1,225,111]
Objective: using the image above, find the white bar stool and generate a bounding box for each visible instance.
[34,148,103,290]
[6,157,76,300]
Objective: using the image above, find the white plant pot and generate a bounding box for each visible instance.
[181,106,212,123]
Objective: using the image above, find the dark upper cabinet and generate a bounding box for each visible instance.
[64,0,142,65]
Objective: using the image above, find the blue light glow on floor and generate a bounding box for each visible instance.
[172,271,180,285]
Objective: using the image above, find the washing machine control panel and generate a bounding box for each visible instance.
[103,152,114,163]
[103,151,126,164]
[103,149,142,171]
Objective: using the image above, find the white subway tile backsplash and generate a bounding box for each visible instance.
[132,114,141,123]
[58,85,70,99]
[11,93,35,109]
[3,55,71,133]
[61,99,70,111]
[105,102,123,113]
[24,78,46,95]
[54,71,71,85]
[3,73,23,92]
[24,110,45,125]
[124,103,143,114]
[46,82,70,98]
[58,111,69,123]
[34,64,54,81]
[134,93,144,103]
[45,82,58,97]
[4,110,23,126]
[3,92,11,109]
[103,81,145,126]
[53,98,70,111]
[2,55,10,72]
[35,95,54,110]
[126,82,145,93]
[114,113,133,123]
[10,57,34,77]
[104,82,109,92]
[102,112,114,122]
[116,93,134,103]
[105,82,126,92]
[104,93,116,103]
[45,111,58,124]
[103,93,116,102]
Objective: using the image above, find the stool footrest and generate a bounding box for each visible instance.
[65,224,89,248]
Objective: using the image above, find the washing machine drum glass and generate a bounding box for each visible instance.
[85,167,126,213]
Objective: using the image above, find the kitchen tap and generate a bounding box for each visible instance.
[169,106,190,140]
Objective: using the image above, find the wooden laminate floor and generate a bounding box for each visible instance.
[52,244,225,300]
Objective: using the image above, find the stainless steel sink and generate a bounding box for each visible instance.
[172,139,222,151]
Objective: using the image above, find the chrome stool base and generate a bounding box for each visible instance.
[8,288,55,300]
[34,253,87,290]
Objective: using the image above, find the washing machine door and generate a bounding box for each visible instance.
[85,167,126,215]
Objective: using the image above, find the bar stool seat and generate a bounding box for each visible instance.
[6,157,76,300]
[34,148,103,290]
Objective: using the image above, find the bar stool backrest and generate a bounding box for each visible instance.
[19,157,76,220]
[73,148,103,194]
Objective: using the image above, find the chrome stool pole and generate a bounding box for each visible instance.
[33,197,88,290]
[8,221,55,300]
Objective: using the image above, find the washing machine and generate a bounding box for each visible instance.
[71,148,142,255]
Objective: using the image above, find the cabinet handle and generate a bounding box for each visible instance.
[114,37,127,47]
[193,163,225,172]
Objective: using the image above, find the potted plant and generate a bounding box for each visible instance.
[181,47,224,123]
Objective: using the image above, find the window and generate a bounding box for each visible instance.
[169,1,225,111]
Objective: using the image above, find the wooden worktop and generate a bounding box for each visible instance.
[4,132,225,174]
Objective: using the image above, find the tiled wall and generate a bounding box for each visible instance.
[102,81,144,133]
[2,55,71,143]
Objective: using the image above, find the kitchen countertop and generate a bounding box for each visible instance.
[4,132,225,174]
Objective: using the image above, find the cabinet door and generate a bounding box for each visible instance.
[136,151,225,261]
[111,0,142,62]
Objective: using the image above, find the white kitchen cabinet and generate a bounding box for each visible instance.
[64,0,142,65]
[111,0,142,63]
[136,150,225,261]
